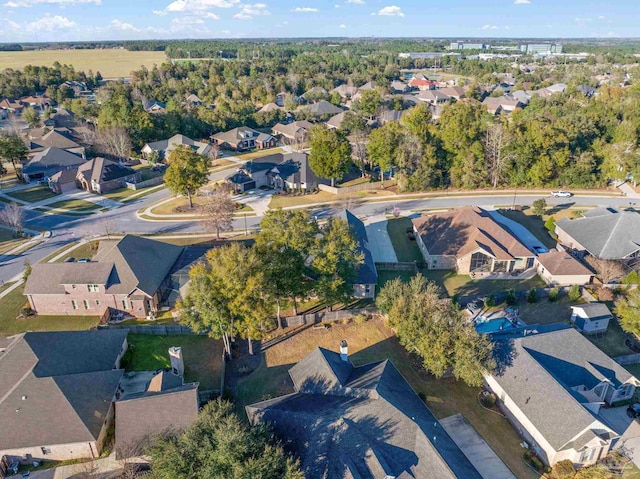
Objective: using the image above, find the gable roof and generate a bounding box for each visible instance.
[331,84,359,98]
[27,129,81,151]
[247,347,482,479]
[412,206,532,260]
[0,330,127,450]
[571,303,613,320]
[492,326,632,450]
[212,126,259,145]
[556,210,640,259]
[268,152,318,185]
[258,102,282,112]
[272,120,314,139]
[143,134,210,156]
[326,111,347,129]
[76,157,138,184]
[299,100,343,117]
[536,250,593,276]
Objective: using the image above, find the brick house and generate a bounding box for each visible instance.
[24,236,183,319]
[76,157,141,194]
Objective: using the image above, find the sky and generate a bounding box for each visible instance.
[0,0,638,43]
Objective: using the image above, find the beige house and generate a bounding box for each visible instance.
[412,206,535,274]
[535,250,593,286]
[486,326,637,468]
[0,330,128,464]
[24,235,183,319]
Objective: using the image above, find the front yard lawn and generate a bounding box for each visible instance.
[6,185,56,203]
[48,198,101,212]
[123,334,224,391]
[101,184,164,202]
[268,189,394,209]
[51,240,99,263]
[386,216,423,262]
[150,196,253,216]
[0,285,100,337]
[0,228,26,255]
[234,319,537,479]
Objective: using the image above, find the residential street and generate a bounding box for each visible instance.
[0,190,635,284]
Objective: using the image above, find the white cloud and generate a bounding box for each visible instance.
[481,24,499,30]
[203,11,220,18]
[504,25,511,30]
[293,6,318,12]
[574,16,593,24]
[21,14,76,31]
[110,19,139,31]
[233,12,251,19]
[152,9,167,15]
[597,15,606,19]
[162,0,239,14]
[234,3,269,18]
[374,5,403,16]
[339,23,346,28]
[513,0,530,4]
[3,0,100,6]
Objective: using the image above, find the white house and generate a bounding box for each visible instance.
[570,303,613,334]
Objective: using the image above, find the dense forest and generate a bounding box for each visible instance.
[1,39,639,191]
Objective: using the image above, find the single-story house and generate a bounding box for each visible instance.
[48,168,79,194]
[535,250,593,286]
[21,147,86,182]
[338,210,378,299]
[25,127,85,158]
[300,86,328,103]
[0,97,24,114]
[486,324,637,467]
[482,96,524,115]
[417,90,450,105]
[76,157,141,194]
[330,84,359,99]
[378,109,404,125]
[20,94,52,111]
[390,80,409,93]
[297,100,343,118]
[24,235,184,319]
[143,100,167,114]
[212,127,276,151]
[258,102,282,113]
[412,206,535,274]
[246,345,483,479]
[44,108,75,129]
[555,208,640,261]
[63,81,87,97]
[142,134,211,160]
[437,86,466,100]
[0,330,128,463]
[408,77,437,91]
[325,111,346,130]
[570,303,613,334]
[267,152,318,192]
[184,93,203,106]
[272,120,314,144]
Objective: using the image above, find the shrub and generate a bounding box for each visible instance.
[544,216,557,232]
[479,391,496,408]
[623,271,640,285]
[341,318,352,325]
[527,287,538,303]
[548,460,576,479]
[353,314,368,324]
[505,288,517,306]
[568,284,581,302]
[532,198,547,216]
[548,288,560,302]
[523,450,545,473]
[597,286,613,302]
[484,294,496,308]
[418,392,427,402]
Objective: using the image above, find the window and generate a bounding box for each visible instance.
[83,300,90,310]
[122,299,128,310]
[96,300,101,306]
[71,300,78,310]
[470,252,491,272]
[87,284,99,292]
[493,260,509,272]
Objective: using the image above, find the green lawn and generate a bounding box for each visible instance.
[123,334,224,391]
[132,165,165,181]
[6,186,56,203]
[0,228,27,255]
[0,285,100,337]
[234,319,537,479]
[386,217,424,262]
[101,184,164,202]
[585,318,634,358]
[48,198,101,212]
[515,297,578,326]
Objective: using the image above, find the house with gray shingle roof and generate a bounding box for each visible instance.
[338,210,377,299]
[24,235,183,319]
[142,134,211,159]
[21,147,86,182]
[555,208,640,261]
[247,345,483,479]
[75,157,141,194]
[211,126,276,151]
[0,330,128,463]
[486,325,635,467]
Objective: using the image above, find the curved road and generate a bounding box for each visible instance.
[0,188,635,284]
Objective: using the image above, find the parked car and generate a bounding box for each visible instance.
[64,257,75,262]
[627,403,640,420]
[77,258,90,263]
[551,191,573,198]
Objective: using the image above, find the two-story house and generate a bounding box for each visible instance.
[212,126,276,151]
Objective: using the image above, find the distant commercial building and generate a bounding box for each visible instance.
[398,52,461,59]
[449,42,487,50]
[519,43,563,55]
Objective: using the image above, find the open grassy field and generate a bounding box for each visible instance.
[0,49,166,78]
[234,318,537,479]
[123,334,224,391]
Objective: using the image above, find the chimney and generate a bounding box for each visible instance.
[168,346,184,378]
[340,340,349,362]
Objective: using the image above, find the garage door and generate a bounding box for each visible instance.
[243,181,256,191]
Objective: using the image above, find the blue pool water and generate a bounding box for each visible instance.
[475,318,516,334]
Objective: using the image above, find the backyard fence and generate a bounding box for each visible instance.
[614,354,640,366]
[98,324,199,335]
[375,262,419,273]
[282,307,379,328]
[126,176,164,190]
[458,286,574,308]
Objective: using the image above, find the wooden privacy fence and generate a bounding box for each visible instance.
[375,262,419,273]
[98,324,198,335]
[282,307,379,328]
[126,176,164,190]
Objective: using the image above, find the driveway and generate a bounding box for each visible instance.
[365,215,398,263]
[486,210,548,254]
[233,188,274,217]
[440,414,516,479]
[598,406,640,467]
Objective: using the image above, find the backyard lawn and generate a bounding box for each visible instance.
[234,319,538,479]
[0,285,100,337]
[515,296,578,326]
[585,318,634,358]
[123,334,224,391]
[6,186,56,203]
[48,198,101,212]
[386,216,424,262]
[132,164,165,182]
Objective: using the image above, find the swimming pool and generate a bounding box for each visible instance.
[475,317,517,334]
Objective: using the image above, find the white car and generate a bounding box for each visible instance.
[551,191,573,198]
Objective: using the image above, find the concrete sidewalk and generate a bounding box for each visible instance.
[619,181,640,199]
